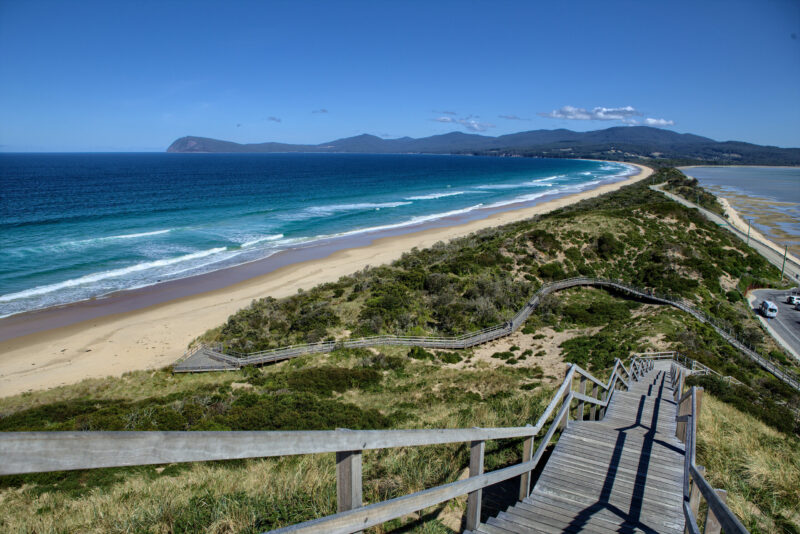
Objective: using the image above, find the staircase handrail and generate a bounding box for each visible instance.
[671,363,749,534]
[0,357,653,534]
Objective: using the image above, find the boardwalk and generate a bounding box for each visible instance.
[174,276,799,393]
[469,360,685,534]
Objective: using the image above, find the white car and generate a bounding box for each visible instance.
[760,300,778,318]
[786,294,800,306]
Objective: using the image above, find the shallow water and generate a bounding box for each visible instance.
[683,166,800,258]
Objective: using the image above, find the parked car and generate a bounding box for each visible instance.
[760,300,779,318]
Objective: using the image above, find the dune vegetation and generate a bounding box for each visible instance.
[1,168,798,533]
[694,393,800,533]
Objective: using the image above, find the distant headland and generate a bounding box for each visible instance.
[167,126,800,165]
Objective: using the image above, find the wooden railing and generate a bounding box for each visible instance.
[669,363,750,534]
[176,277,800,392]
[0,357,652,534]
[634,351,743,385]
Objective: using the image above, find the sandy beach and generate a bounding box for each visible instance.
[716,196,800,265]
[0,163,652,397]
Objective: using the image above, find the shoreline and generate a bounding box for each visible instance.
[716,196,800,265]
[680,166,800,265]
[0,163,651,398]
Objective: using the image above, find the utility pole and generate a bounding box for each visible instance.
[780,245,788,279]
[746,219,751,246]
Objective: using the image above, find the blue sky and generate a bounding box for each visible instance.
[1,0,798,151]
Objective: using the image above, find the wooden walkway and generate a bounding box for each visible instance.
[469,361,685,534]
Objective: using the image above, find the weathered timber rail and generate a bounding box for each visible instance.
[468,356,747,534]
[634,351,744,385]
[0,357,646,533]
[668,361,750,534]
[175,276,800,391]
[1,355,749,533]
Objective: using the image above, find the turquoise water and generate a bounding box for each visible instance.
[0,154,634,317]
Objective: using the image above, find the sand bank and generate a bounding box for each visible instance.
[715,195,800,264]
[0,163,651,397]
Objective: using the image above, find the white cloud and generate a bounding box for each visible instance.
[432,114,494,132]
[539,105,642,121]
[645,117,675,126]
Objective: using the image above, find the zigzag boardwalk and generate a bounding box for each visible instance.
[469,361,685,534]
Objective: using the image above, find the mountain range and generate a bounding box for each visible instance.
[167,126,800,165]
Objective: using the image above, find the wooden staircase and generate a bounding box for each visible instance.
[468,361,685,534]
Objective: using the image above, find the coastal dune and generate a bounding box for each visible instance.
[0,163,652,397]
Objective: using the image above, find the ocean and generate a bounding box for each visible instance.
[0,154,634,318]
[682,166,800,258]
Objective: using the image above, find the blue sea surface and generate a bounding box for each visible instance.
[0,154,634,317]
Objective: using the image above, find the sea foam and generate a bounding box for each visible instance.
[0,247,228,303]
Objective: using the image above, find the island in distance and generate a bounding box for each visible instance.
[167,126,800,165]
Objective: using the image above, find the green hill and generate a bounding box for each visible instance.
[167,126,800,165]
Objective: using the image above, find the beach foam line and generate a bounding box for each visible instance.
[106,229,172,240]
[405,191,467,200]
[484,191,551,209]
[280,201,414,222]
[241,234,284,248]
[0,247,228,303]
[32,229,174,252]
[473,174,565,190]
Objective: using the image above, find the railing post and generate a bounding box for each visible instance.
[465,439,485,530]
[518,426,534,501]
[590,383,599,421]
[676,392,689,441]
[336,449,363,515]
[704,488,728,534]
[599,386,608,420]
[560,367,572,430]
[686,465,705,534]
[577,375,587,421]
[695,387,704,424]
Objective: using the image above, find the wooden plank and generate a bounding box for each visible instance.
[542,456,684,491]
[508,502,660,534]
[517,496,683,533]
[531,485,685,524]
[704,488,728,534]
[466,440,485,531]
[535,471,684,506]
[336,449,362,513]
[271,445,549,534]
[0,424,542,476]
[503,506,661,534]
[548,443,684,477]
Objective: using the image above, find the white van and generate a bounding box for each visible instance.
[760,300,778,318]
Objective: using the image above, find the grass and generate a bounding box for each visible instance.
[695,394,800,533]
[1,167,799,532]
[0,348,553,533]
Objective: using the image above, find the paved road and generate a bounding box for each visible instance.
[751,288,800,361]
[651,185,800,284]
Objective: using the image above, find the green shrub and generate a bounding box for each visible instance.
[438,352,462,364]
[287,367,382,395]
[408,346,435,360]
